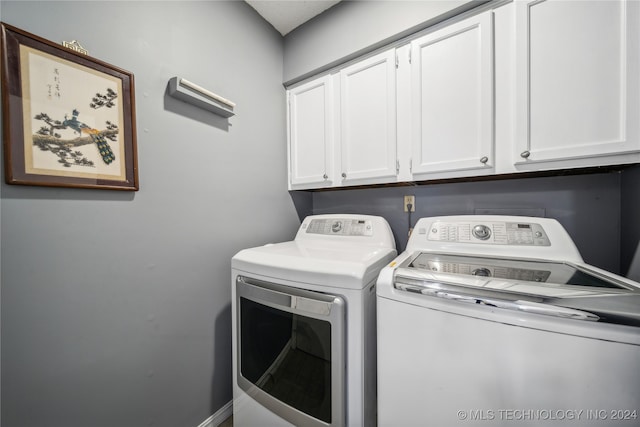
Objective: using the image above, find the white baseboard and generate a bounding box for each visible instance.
[197,400,233,427]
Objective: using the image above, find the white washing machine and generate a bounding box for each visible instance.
[232,214,396,427]
[377,215,640,427]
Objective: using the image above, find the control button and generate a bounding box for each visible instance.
[472,224,492,240]
[535,231,543,238]
[472,268,492,277]
[432,228,438,234]
[331,221,343,233]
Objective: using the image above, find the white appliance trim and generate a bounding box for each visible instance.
[197,400,232,427]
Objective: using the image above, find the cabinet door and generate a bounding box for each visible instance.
[411,11,494,176]
[288,76,334,188]
[515,0,640,164]
[339,50,397,184]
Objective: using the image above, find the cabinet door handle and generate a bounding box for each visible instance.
[520,150,531,158]
[480,156,489,164]
[341,172,347,178]
[323,174,328,180]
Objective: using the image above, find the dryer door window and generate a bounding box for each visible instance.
[241,298,331,421]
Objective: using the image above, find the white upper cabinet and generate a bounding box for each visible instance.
[410,11,494,177]
[514,0,640,166]
[288,75,334,189]
[339,50,398,184]
[286,0,640,190]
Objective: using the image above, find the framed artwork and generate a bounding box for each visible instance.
[1,22,138,190]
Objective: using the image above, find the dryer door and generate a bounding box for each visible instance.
[236,275,346,427]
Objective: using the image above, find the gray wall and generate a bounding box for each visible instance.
[282,0,482,84]
[311,172,626,275]
[0,2,300,427]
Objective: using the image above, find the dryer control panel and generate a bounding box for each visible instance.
[305,218,373,236]
[295,214,396,249]
[425,220,551,246]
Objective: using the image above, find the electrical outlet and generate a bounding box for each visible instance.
[404,195,415,212]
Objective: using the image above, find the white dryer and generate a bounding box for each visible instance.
[232,214,396,427]
[377,215,640,427]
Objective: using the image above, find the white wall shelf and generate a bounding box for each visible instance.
[168,77,235,118]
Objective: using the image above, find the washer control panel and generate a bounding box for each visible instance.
[426,220,551,246]
[305,218,373,236]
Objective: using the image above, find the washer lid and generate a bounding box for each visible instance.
[232,240,397,289]
[394,252,640,327]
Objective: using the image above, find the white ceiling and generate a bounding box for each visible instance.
[245,0,342,36]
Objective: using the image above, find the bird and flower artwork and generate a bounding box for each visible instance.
[1,22,138,190]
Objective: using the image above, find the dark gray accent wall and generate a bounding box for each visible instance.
[0,2,300,427]
[312,172,624,274]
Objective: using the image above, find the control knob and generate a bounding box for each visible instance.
[472,224,491,240]
[472,268,492,277]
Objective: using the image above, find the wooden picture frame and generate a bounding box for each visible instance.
[1,22,138,190]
